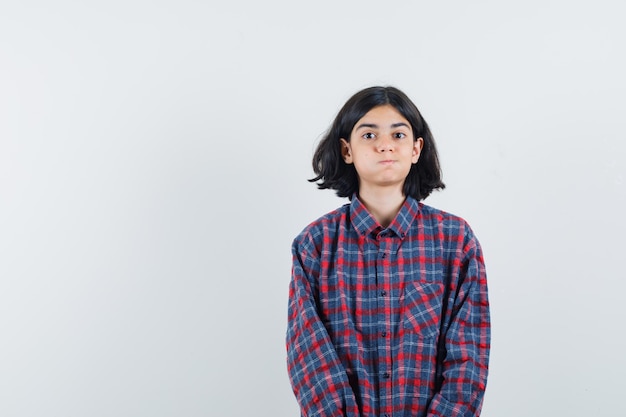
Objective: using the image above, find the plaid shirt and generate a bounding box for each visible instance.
[287,196,490,417]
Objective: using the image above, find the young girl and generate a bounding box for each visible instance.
[286,86,490,417]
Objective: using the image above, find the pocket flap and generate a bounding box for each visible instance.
[402,281,444,339]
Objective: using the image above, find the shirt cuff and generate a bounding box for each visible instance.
[427,394,472,417]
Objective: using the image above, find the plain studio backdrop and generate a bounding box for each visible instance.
[1,1,625,416]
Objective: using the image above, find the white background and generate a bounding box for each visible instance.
[1,1,625,416]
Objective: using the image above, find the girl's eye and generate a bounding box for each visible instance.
[363,132,375,139]
[394,132,407,139]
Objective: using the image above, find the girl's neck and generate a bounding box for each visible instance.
[358,186,405,229]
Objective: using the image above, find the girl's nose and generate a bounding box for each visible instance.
[377,134,394,152]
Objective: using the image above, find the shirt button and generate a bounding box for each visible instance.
[381,253,386,258]
[380,291,387,296]
[383,372,390,379]
[381,331,387,337]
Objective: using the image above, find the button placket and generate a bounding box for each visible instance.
[376,235,394,413]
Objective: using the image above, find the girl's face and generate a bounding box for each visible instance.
[340,104,423,195]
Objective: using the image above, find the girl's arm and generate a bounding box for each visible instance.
[286,238,360,417]
[427,230,491,417]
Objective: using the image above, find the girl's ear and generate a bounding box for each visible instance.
[340,138,353,164]
[412,137,424,164]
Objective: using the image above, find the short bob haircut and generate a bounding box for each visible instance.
[309,86,445,201]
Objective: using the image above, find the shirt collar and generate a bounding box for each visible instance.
[349,194,420,239]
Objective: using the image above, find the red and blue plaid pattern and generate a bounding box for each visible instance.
[287,196,490,416]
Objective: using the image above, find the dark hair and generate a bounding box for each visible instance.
[309,86,445,200]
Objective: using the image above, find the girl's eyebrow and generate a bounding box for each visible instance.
[355,123,378,130]
[355,122,410,130]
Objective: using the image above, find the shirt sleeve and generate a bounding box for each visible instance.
[286,235,360,417]
[426,228,491,417]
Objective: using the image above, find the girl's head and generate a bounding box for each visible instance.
[309,86,445,200]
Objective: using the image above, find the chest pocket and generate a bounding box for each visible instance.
[402,281,444,339]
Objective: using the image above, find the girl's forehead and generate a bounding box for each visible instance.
[354,104,410,127]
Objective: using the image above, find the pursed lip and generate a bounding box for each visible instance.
[379,159,396,164]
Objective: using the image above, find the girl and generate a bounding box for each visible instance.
[287,86,490,417]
